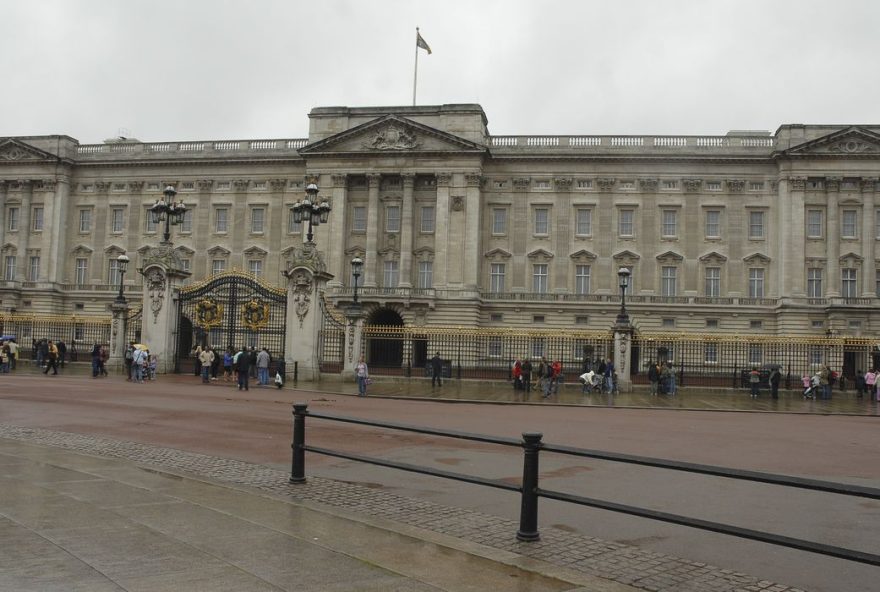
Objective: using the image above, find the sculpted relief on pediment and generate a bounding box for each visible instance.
[362,124,420,151]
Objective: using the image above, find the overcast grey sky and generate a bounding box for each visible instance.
[3,0,879,143]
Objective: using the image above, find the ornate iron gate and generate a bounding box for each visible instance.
[175,271,287,372]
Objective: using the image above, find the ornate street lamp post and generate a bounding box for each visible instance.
[351,256,363,305]
[114,254,130,305]
[616,267,631,325]
[150,185,187,244]
[291,183,331,244]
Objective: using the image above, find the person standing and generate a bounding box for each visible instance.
[769,366,781,400]
[604,357,615,394]
[647,361,659,396]
[512,358,522,390]
[223,348,234,382]
[430,352,443,387]
[236,346,251,391]
[131,346,147,383]
[7,339,17,370]
[91,343,102,378]
[521,358,532,394]
[749,366,760,398]
[199,347,214,384]
[256,348,270,386]
[550,359,562,395]
[536,357,547,395]
[866,369,877,400]
[818,364,831,400]
[99,344,109,376]
[56,340,67,368]
[124,342,135,381]
[355,355,369,396]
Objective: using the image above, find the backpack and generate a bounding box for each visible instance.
[125,347,133,361]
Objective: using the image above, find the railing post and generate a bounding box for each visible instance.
[517,432,543,541]
[293,361,299,382]
[732,364,738,389]
[289,403,308,483]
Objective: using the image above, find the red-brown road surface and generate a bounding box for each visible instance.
[1,373,878,592]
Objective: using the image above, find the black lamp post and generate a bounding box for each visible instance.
[114,254,130,305]
[351,256,363,305]
[150,185,187,244]
[616,267,631,325]
[291,183,331,243]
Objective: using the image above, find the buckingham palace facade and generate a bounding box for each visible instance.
[1,103,879,337]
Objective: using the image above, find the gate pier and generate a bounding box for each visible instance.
[138,246,191,374]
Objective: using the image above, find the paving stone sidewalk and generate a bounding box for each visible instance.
[0,423,805,592]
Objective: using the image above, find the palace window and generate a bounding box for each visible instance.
[418,261,433,289]
[487,336,502,357]
[534,208,549,235]
[288,209,302,234]
[383,260,399,288]
[661,210,678,237]
[489,263,505,293]
[32,207,43,231]
[575,208,592,236]
[807,210,823,238]
[7,207,18,231]
[807,268,823,298]
[841,210,858,238]
[532,263,549,293]
[28,256,40,282]
[575,264,591,294]
[492,208,507,235]
[661,266,677,297]
[841,268,857,298]
[109,257,123,285]
[748,268,764,298]
[74,257,88,285]
[180,209,193,233]
[420,206,435,233]
[704,343,718,364]
[111,208,125,233]
[215,208,228,233]
[352,206,367,232]
[79,209,91,233]
[145,207,157,232]
[247,259,263,277]
[748,211,764,239]
[705,267,720,297]
[705,210,720,238]
[531,337,545,358]
[251,207,265,234]
[4,255,15,281]
[385,205,401,233]
[211,259,226,275]
[748,344,763,365]
[618,209,634,237]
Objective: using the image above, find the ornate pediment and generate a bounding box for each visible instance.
[484,248,512,260]
[569,249,597,262]
[699,251,728,264]
[175,245,195,256]
[343,245,366,259]
[413,246,435,261]
[743,252,771,265]
[207,245,231,257]
[71,244,93,256]
[0,139,58,162]
[612,250,641,265]
[103,244,126,256]
[298,115,487,156]
[656,250,684,263]
[840,252,863,266]
[243,245,268,257]
[526,248,554,262]
[782,127,880,158]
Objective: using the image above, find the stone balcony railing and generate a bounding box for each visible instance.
[75,139,309,160]
[488,134,775,154]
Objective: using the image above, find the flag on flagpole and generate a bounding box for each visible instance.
[416,30,432,54]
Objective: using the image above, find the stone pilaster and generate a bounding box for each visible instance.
[327,174,348,288]
[463,173,483,290]
[785,177,807,297]
[0,182,7,253]
[364,174,381,287]
[861,177,877,297]
[46,177,70,283]
[18,180,33,269]
[825,177,841,296]
[433,173,452,288]
[613,323,634,393]
[399,174,415,288]
[137,245,191,374]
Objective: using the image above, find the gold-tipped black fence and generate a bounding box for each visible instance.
[0,313,111,362]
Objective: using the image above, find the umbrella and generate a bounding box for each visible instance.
[133,343,149,351]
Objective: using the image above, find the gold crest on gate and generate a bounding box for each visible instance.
[241,298,270,331]
[195,297,223,329]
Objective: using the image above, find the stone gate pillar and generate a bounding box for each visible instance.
[284,243,333,382]
[138,246,191,374]
[109,302,129,373]
[343,307,365,380]
[614,323,634,393]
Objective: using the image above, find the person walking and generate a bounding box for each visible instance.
[236,346,252,391]
[256,348,270,386]
[749,366,760,398]
[91,342,102,378]
[604,357,615,394]
[99,344,109,376]
[7,339,17,371]
[56,340,67,368]
[355,355,369,396]
[769,366,781,400]
[521,358,532,394]
[430,352,443,387]
[42,341,59,375]
[124,342,135,381]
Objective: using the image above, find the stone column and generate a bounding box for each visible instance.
[46,177,71,283]
[342,307,365,379]
[613,323,634,393]
[785,177,807,297]
[0,182,7,251]
[463,173,483,290]
[283,242,333,381]
[434,173,451,288]
[109,302,130,372]
[364,174,381,287]
[825,177,841,296]
[861,178,877,297]
[18,180,33,263]
[399,174,415,288]
[327,174,348,287]
[138,246,191,374]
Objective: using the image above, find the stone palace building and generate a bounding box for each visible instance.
[1,104,879,337]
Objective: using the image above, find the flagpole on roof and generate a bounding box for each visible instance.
[413,27,420,106]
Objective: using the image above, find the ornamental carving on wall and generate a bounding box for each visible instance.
[683,179,702,192]
[554,177,573,191]
[451,196,465,211]
[862,178,879,192]
[195,297,223,329]
[363,124,420,151]
[240,298,270,331]
[512,177,531,190]
[292,271,313,328]
[128,181,144,192]
[146,269,167,323]
[597,178,616,191]
[829,140,878,154]
[789,176,807,190]
[824,177,841,191]
[465,173,482,187]
[727,179,745,192]
[639,179,658,192]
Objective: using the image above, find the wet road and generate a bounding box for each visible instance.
[0,372,877,592]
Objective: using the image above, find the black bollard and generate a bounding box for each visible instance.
[289,403,308,483]
[517,432,543,541]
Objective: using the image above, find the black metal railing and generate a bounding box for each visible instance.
[289,404,880,566]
